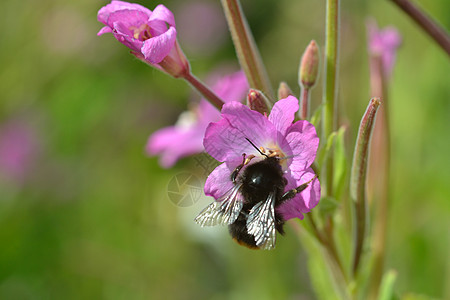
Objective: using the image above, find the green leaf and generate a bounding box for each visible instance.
[318,196,339,218]
[400,293,439,300]
[317,131,336,167]
[310,104,324,128]
[378,270,397,300]
[299,223,341,300]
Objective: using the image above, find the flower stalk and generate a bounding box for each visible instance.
[350,97,381,277]
[323,0,339,139]
[300,88,310,120]
[390,0,450,55]
[367,57,390,300]
[183,73,226,110]
[220,0,275,101]
[365,21,400,295]
[323,0,340,198]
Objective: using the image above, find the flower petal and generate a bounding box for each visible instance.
[268,96,299,136]
[112,24,143,53]
[212,71,249,102]
[282,120,319,173]
[146,125,204,168]
[149,4,176,27]
[106,9,149,32]
[277,168,320,220]
[203,101,276,162]
[196,70,248,125]
[105,10,148,52]
[97,0,152,25]
[204,163,235,199]
[141,26,177,64]
[97,26,112,36]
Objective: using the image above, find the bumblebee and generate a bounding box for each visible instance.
[195,139,315,250]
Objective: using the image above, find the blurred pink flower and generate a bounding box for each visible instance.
[97,1,189,77]
[203,96,321,220]
[147,71,249,168]
[0,120,39,184]
[367,20,402,78]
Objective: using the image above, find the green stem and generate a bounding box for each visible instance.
[390,0,450,55]
[220,0,275,101]
[306,213,348,284]
[307,213,326,244]
[323,0,339,138]
[183,73,226,110]
[291,220,350,299]
[350,98,381,277]
[323,0,340,197]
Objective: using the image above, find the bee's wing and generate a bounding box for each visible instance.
[194,183,244,227]
[246,192,276,250]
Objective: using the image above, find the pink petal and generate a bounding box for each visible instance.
[146,125,204,168]
[204,163,235,199]
[97,26,112,36]
[196,70,248,125]
[214,70,249,102]
[277,168,320,220]
[106,10,148,52]
[141,26,177,64]
[268,96,299,136]
[106,9,149,31]
[97,0,152,24]
[282,120,319,173]
[149,4,176,27]
[148,19,171,37]
[203,101,276,162]
[147,4,176,37]
[113,23,143,53]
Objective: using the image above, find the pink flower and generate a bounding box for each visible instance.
[367,20,402,78]
[97,1,189,77]
[147,71,249,168]
[0,120,39,185]
[203,96,320,220]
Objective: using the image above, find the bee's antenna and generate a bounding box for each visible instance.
[245,138,268,158]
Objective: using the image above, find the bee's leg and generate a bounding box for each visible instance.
[280,175,318,202]
[230,153,255,183]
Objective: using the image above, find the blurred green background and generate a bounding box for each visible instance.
[0,0,449,299]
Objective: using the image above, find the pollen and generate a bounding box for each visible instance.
[260,145,286,159]
[261,143,289,170]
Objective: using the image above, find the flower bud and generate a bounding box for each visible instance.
[277,82,294,100]
[247,89,270,114]
[299,40,320,89]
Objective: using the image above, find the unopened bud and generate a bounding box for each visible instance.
[299,40,320,89]
[247,89,271,114]
[277,82,294,100]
